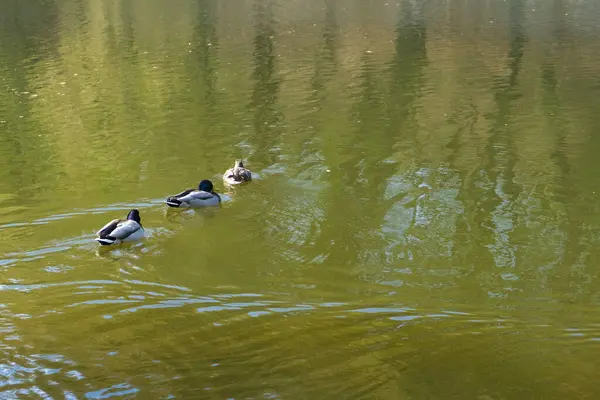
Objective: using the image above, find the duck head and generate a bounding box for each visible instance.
[198,179,214,193]
[127,209,141,224]
[232,159,245,179]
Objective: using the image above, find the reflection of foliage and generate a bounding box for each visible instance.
[0,0,599,303]
[1,1,600,398]
[309,0,428,269]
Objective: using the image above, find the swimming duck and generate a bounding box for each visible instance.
[95,209,145,246]
[223,159,252,185]
[166,179,221,208]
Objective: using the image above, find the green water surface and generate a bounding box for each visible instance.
[1,0,600,398]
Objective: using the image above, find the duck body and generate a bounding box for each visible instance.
[96,209,145,246]
[166,180,221,208]
[223,159,252,186]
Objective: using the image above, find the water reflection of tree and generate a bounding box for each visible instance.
[387,0,427,136]
[448,0,525,298]
[380,0,429,255]
[117,0,143,114]
[0,0,60,198]
[295,0,338,163]
[310,0,338,103]
[188,0,219,119]
[249,0,283,166]
[311,0,428,272]
[103,0,146,129]
[542,0,598,303]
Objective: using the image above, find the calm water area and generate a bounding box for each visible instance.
[1,0,600,398]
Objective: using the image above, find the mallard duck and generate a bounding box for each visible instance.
[166,179,221,208]
[223,159,252,185]
[95,209,145,246]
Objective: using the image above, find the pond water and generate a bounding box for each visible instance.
[1,0,600,398]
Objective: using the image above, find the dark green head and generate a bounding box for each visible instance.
[127,209,141,224]
[198,179,214,192]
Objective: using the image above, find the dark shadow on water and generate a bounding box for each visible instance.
[0,0,61,62]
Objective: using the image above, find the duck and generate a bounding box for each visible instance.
[95,209,145,246]
[166,179,221,208]
[223,159,252,185]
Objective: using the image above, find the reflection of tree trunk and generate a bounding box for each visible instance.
[487,0,525,192]
[187,0,219,125]
[73,0,88,26]
[471,0,525,273]
[446,105,482,270]
[298,0,339,156]
[542,11,570,203]
[120,0,136,55]
[359,0,427,197]
[296,1,341,264]
[309,1,427,268]
[309,0,338,106]
[445,0,529,285]
[545,0,598,299]
[250,0,282,166]
[195,0,218,108]
[323,0,337,65]
[376,0,427,247]
[115,0,144,118]
[387,0,427,135]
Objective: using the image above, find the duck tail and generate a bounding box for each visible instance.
[166,197,182,208]
[96,237,117,246]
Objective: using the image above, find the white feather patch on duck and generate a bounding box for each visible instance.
[166,180,221,208]
[96,210,144,246]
